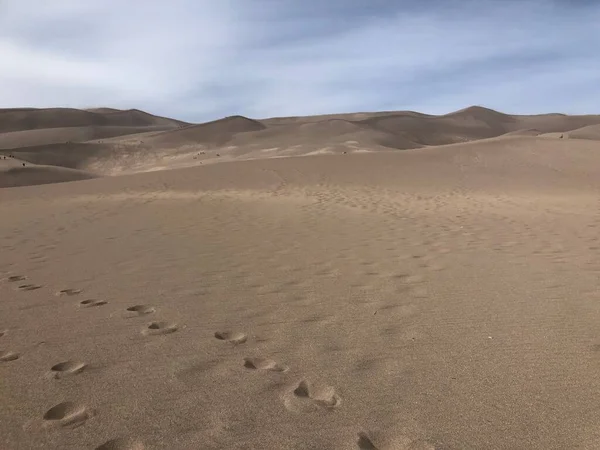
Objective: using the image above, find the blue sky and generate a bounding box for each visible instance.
[1,0,599,122]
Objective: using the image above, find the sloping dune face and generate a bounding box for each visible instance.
[2,133,600,449]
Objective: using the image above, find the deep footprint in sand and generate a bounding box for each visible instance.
[7,275,26,282]
[284,380,341,413]
[357,433,378,450]
[50,360,87,379]
[17,284,42,291]
[143,321,178,335]
[80,299,108,308]
[0,351,20,362]
[357,432,437,450]
[95,437,145,450]
[243,357,288,372]
[126,305,156,316]
[398,274,426,284]
[43,402,92,428]
[215,331,247,344]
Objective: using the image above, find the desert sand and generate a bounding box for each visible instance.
[1,106,600,449]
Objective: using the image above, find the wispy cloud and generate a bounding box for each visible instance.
[1,0,599,121]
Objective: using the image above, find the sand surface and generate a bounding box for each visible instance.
[2,108,600,449]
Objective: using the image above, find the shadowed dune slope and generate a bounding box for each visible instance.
[0,107,188,134]
[0,126,177,150]
[0,164,96,188]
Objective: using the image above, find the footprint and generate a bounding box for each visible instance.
[43,402,92,428]
[7,275,26,282]
[215,331,247,345]
[408,287,428,298]
[401,274,426,284]
[17,284,42,291]
[126,305,156,316]
[0,330,6,338]
[50,361,87,378]
[243,357,288,372]
[143,321,178,336]
[0,351,20,362]
[80,299,108,308]
[57,288,82,296]
[95,437,145,450]
[284,380,341,413]
[423,262,446,272]
[358,433,378,450]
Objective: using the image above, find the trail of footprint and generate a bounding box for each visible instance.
[43,402,92,428]
[0,351,20,362]
[80,299,108,308]
[284,380,341,413]
[95,437,145,450]
[49,361,87,379]
[243,357,288,372]
[126,305,156,316]
[56,288,82,296]
[215,331,247,345]
[143,321,178,336]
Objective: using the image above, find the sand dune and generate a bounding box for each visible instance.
[2,129,600,448]
[0,106,600,185]
[0,107,187,134]
[2,143,120,170]
[226,118,423,153]
[566,124,600,140]
[0,107,191,183]
[149,115,266,146]
[0,125,178,150]
[2,106,600,185]
[0,162,96,188]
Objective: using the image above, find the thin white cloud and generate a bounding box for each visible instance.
[0,0,598,120]
[0,0,241,108]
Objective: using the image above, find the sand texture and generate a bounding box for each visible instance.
[1,107,600,449]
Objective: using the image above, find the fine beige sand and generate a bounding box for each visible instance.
[2,107,600,449]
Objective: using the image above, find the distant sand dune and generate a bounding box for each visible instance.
[0,125,177,150]
[1,105,600,186]
[0,107,187,134]
[149,115,266,146]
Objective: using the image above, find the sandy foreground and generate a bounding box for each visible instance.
[2,136,600,449]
